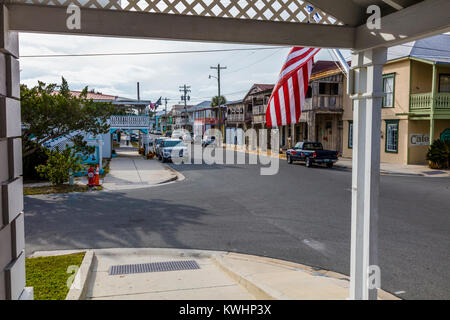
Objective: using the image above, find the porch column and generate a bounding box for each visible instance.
[430,63,437,142]
[0,5,31,300]
[348,47,387,300]
[291,123,295,145]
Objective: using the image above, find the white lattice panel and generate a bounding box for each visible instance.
[10,0,342,24]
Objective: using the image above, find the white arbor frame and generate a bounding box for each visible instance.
[1,0,449,300]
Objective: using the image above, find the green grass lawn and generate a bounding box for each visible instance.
[23,184,102,195]
[26,252,86,300]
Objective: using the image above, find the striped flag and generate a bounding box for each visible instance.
[266,47,320,128]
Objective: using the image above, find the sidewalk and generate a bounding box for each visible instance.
[31,248,399,300]
[102,143,181,191]
[335,157,450,177]
[222,144,450,177]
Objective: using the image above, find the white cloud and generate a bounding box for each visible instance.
[19,33,350,107]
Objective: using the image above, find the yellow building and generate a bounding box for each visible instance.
[342,34,450,164]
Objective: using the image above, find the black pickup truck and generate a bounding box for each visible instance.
[286,142,339,168]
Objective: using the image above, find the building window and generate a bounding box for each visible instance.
[385,120,399,153]
[348,121,353,149]
[306,86,312,98]
[319,82,339,95]
[439,74,450,93]
[383,73,395,108]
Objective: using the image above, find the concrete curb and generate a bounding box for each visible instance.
[211,255,282,300]
[66,250,95,300]
[162,165,186,183]
[211,252,400,300]
[92,247,223,259]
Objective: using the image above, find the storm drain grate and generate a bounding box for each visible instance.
[109,260,200,275]
[422,171,445,175]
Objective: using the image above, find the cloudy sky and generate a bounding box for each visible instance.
[19,33,350,109]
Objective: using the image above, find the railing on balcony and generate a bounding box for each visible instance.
[435,93,450,110]
[303,96,342,111]
[110,115,150,128]
[252,104,267,116]
[410,93,450,112]
[410,93,432,110]
[228,114,244,122]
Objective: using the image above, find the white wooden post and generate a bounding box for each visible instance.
[98,137,103,169]
[348,47,387,300]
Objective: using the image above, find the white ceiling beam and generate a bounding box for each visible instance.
[8,4,355,48]
[354,0,450,51]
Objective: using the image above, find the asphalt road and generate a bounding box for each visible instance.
[24,147,450,300]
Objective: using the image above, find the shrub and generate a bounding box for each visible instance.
[426,139,450,169]
[36,147,83,185]
[22,140,49,181]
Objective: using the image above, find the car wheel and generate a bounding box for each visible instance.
[287,155,293,164]
[305,158,311,167]
[326,163,333,168]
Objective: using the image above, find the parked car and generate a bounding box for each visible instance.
[159,139,189,163]
[172,129,192,143]
[193,135,202,144]
[153,137,166,157]
[171,129,183,139]
[286,142,338,168]
[202,136,216,148]
[130,133,138,142]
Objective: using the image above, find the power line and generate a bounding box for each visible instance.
[20,46,288,58]
[225,48,285,75]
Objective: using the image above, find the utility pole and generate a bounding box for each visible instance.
[137,82,140,101]
[163,97,170,132]
[137,82,141,115]
[179,85,191,130]
[210,64,227,140]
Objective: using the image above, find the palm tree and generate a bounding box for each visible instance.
[210,95,227,107]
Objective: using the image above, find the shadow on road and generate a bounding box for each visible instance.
[24,191,208,254]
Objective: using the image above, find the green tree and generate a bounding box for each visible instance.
[210,95,227,107]
[36,147,83,185]
[21,77,123,158]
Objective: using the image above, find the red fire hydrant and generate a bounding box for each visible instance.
[87,166,95,187]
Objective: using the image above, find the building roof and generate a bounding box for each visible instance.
[310,60,350,80]
[225,99,243,105]
[387,33,450,64]
[69,90,118,101]
[243,83,274,101]
[252,84,274,92]
[192,100,212,111]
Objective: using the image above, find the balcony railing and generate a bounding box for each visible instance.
[436,93,450,110]
[228,114,244,122]
[410,93,450,112]
[110,115,150,128]
[253,115,266,124]
[303,95,342,111]
[252,104,267,116]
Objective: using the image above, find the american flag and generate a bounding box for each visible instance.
[266,47,320,128]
